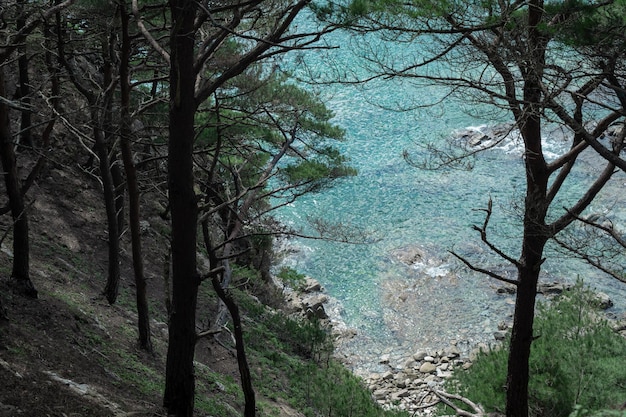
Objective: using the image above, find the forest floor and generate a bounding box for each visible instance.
[0,151,301,416]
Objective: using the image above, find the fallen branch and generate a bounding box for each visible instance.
[431,389,492,417]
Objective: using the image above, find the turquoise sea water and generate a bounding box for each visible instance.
[277,23,626,372]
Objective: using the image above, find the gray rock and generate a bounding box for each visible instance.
[372,389,388,400]
[395,379,407,389]
[303,277,323,293]
[302,293,329,319]
[419,362,437,374]
[494,331,507,341]
[436,368,452,378]
[382,371,394,380]
[391,389,411,399]
[404,359,417,368]
[595,292,613,309]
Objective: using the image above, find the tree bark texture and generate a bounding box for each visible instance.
[505,96,548,415]
[0,68,37,298]
[163,0,199,415]
[96,117,122,305]
[17,0,33,147]
[505,2,548,413]
[119,0,152,352]
[202,222,256,416]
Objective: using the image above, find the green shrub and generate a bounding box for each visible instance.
[276,266,307,290]
[569,405,626,417]
[445,280,626,417]
[237,288,407,417]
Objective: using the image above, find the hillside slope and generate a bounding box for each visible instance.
[0,154,302,416]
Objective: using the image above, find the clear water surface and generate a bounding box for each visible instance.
[276,18,626,373]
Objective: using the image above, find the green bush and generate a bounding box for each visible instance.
[445,281,626,417]
[569,405,626,417]
[276,266,307,290]
[237,288,407,417]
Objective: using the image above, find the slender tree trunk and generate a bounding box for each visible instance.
[505,111,549,417]
[201,222,256,416]
[102,29,126,238]
[119,0,152,352]
[111,156,126,236]
[0,69,37,298]
[504,2,548,415]
[17,55,32,148]
[163,0,199,415]
[96,118,121,304]
[97,33,122,305]
[17,0,33,148]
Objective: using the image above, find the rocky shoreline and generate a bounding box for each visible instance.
[278,272,625,416]
[361,342,490,415]
[279,275,504,415]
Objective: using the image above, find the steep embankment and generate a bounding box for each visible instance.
[0,156,289,416]
[0,155,406,416]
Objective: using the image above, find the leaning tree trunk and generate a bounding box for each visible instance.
[0,69,37,298]
[119,0,152,352]
[163,0,199,414]
[202,222,256,416]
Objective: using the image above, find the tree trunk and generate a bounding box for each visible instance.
[0,68,37,298]
[504,1,549,415]
[111,156,125,236]
[211,262,256,417]
[163,0,199,415]
[119,0,152,353]
[96,119,121,305]
[202,222,256,416]
[97,30,122,305]
[505,111,549,417]
[17,0,33,148]
[506,243,545,417]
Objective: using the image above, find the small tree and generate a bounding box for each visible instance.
[0,0,76,299]
[132,0,349,413]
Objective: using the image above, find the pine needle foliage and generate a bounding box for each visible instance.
[445,281,626,417]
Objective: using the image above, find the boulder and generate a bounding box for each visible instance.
[493,331,507,341]
[594,292,613,310]
[443,345,460,358]
[302,277,323,293]
[372,389,388,400]
[538,282,565,295]
[302,293,329,319]
[419,362,437,374]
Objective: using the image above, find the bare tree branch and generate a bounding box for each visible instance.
[431,389,492,417]
[132,0,170,63]
[450,250,519,286]
[472,198,520,267]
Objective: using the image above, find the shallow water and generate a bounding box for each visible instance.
[277,21,626,374]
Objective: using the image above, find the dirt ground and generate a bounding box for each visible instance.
[0,152,251,416]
